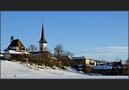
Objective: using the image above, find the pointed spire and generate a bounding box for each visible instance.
[40,19,47,43]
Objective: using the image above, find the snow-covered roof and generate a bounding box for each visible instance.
[72,56,86,59]
[0,54,4,57]
[4,49,30,54]
[4,38,26,53]
[94,65,112,70]
[6,50,22,54]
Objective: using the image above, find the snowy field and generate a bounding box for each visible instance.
[1,60,129,79]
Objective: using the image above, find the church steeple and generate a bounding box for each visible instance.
[39,21,47,51]
[40,24,47,43]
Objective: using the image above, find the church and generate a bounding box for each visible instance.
[30,22,48,54]
[3,21,54,61]
[28,22,57,65]
[29,24,51,57]
[3,36,29,60]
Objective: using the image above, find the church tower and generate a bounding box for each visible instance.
[39,23,47,52]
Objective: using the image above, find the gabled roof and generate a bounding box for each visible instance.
[6,39,25,51]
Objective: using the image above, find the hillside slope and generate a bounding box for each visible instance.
[1,60,128,79]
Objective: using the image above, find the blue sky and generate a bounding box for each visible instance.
[1,11,128,62]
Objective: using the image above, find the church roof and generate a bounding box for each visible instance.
[40,24,47,43]
[5,39,25,51]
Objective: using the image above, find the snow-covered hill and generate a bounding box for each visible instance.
[1,60,128,79]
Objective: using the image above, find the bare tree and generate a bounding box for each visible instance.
[63,51,74,58]
[54,44,63,60]
[27,44,37,52]
[54,44,74,68]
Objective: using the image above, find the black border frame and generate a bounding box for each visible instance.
[0,0,129,90]
[0,0,129,10]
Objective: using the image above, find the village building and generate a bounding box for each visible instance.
[39,23,47,52]
[3,21,56,63]
[29,22,57,63]
[3,36,29,60]
[71,56,96,66]
[29,23,49,55]
[71,56,96,71]
[29,23,48,54]
[94,60,110,65]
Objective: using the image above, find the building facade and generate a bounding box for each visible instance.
[39,23,47,52]
[71,56,96,72]
[3,36,29,60]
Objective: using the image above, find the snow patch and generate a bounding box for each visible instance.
[1,60,128,79]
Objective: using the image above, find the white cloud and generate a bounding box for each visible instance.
[80,46,128,61]
[93,46,128,54]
